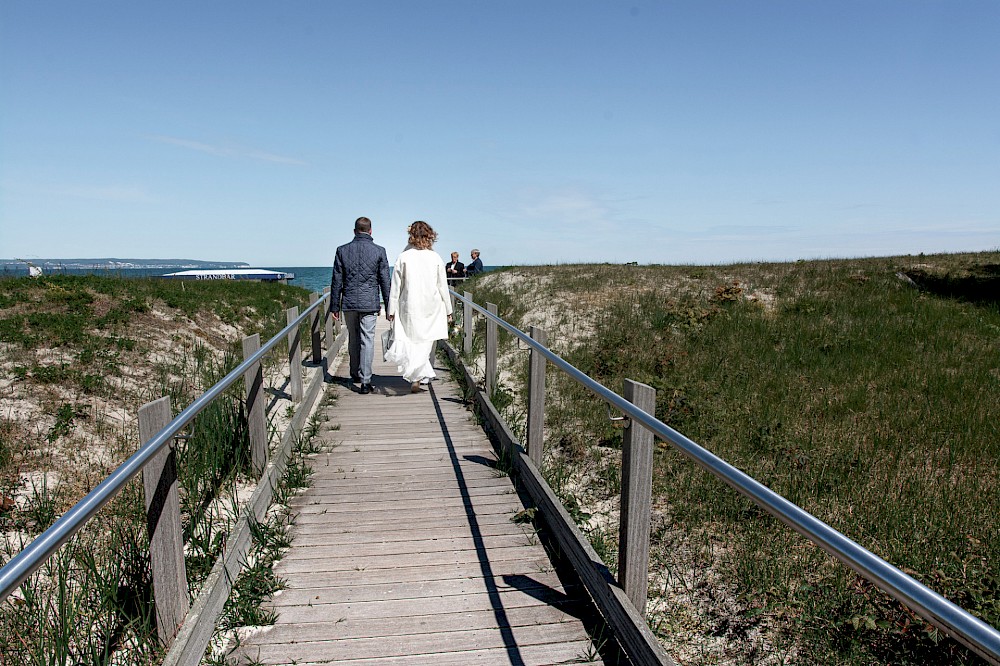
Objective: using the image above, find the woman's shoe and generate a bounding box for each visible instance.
[411,382,421,393]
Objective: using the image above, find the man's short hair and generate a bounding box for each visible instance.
[471,249,480,255]
[355,217,372,233]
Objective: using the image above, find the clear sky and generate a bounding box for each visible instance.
[2,1,998,267]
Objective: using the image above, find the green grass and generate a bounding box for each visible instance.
[470,252,1000,665]
[0,273,314,664]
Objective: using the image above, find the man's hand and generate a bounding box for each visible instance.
[332,310,340,321]
[387,314,394,322]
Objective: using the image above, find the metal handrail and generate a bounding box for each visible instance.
[0,293,329,601]
[452,290,1000,664]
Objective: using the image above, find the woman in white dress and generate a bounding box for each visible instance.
[386,221,454,392]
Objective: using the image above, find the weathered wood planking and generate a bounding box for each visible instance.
[235,318,603,665]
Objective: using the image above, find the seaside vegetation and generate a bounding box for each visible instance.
[0,274,313,664]
[466,251,999,665]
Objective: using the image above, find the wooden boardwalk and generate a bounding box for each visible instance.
[236,319,604,665]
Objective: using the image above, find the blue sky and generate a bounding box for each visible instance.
[2,1,998,266]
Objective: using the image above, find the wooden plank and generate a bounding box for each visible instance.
[486,302,497,396]
[293,495,514,514]
[330,413,479,425]
[463,290,473,355]
[304,474,512,492]
[287,497,522,521]
[286,306,303,402]
[240,639,601,666]
[286,522,535,548]
[309,448,497,464]
[288,505,519,525]
[275,545,550,575]
[286,530,533,557]
[297,480,514,499]
[330,423,486,436]
[336,641,596,665]
[279,555,554,588]
[243,603,580,643]
[139,397,188,645]
[299,473,510,490]
[239,620,592,664]
[242,334,268,475]
[272,534,535,563]
[318,438,489,452]
[526,326,547,467]
[323,287,334,353]
[262,584,582,623]
[309,292,322,363]
[288,508,520,532]
[270,569,568,606]
[619,379,656,617]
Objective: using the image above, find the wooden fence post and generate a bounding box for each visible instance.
[486,302,497,397]
[309,293,322,364]
[463,291,473,356]
[526,326,547,468]
[242,334,268,475]
[139,397,189,645]
[618,379,656,616]
[287,306,303,402]
[323,287,334,352]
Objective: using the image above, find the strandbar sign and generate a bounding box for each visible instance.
[161,269,295,282]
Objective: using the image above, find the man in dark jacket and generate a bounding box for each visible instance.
[330,217,391,394]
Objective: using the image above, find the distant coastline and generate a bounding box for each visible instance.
[1,258,250,271]
[1,262,500,294]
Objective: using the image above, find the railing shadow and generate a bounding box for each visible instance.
[428,382,527,666]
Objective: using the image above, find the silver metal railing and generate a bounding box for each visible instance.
[451,290,1000,665]
[0,293,329,601]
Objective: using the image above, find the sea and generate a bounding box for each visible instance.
[0,265,495,294]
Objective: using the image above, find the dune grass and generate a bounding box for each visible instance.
[468,252,1000,664]
[0,274,312,664]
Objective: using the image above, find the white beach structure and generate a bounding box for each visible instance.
[160,269,294,283]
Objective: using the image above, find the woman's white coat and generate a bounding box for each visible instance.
[388,246,453,343]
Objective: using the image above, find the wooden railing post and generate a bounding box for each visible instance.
[526,326,547,467]
[323,287,334,351]
[618,379,656,616]
[287,306,303,402]
[309,293,322,364]
[139,397,189,645]
[463,291,473,356]
[242,334,268,475]
[486,302,497,397]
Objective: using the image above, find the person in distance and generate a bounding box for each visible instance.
[466,248,484,276]
[445,251,465,286]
